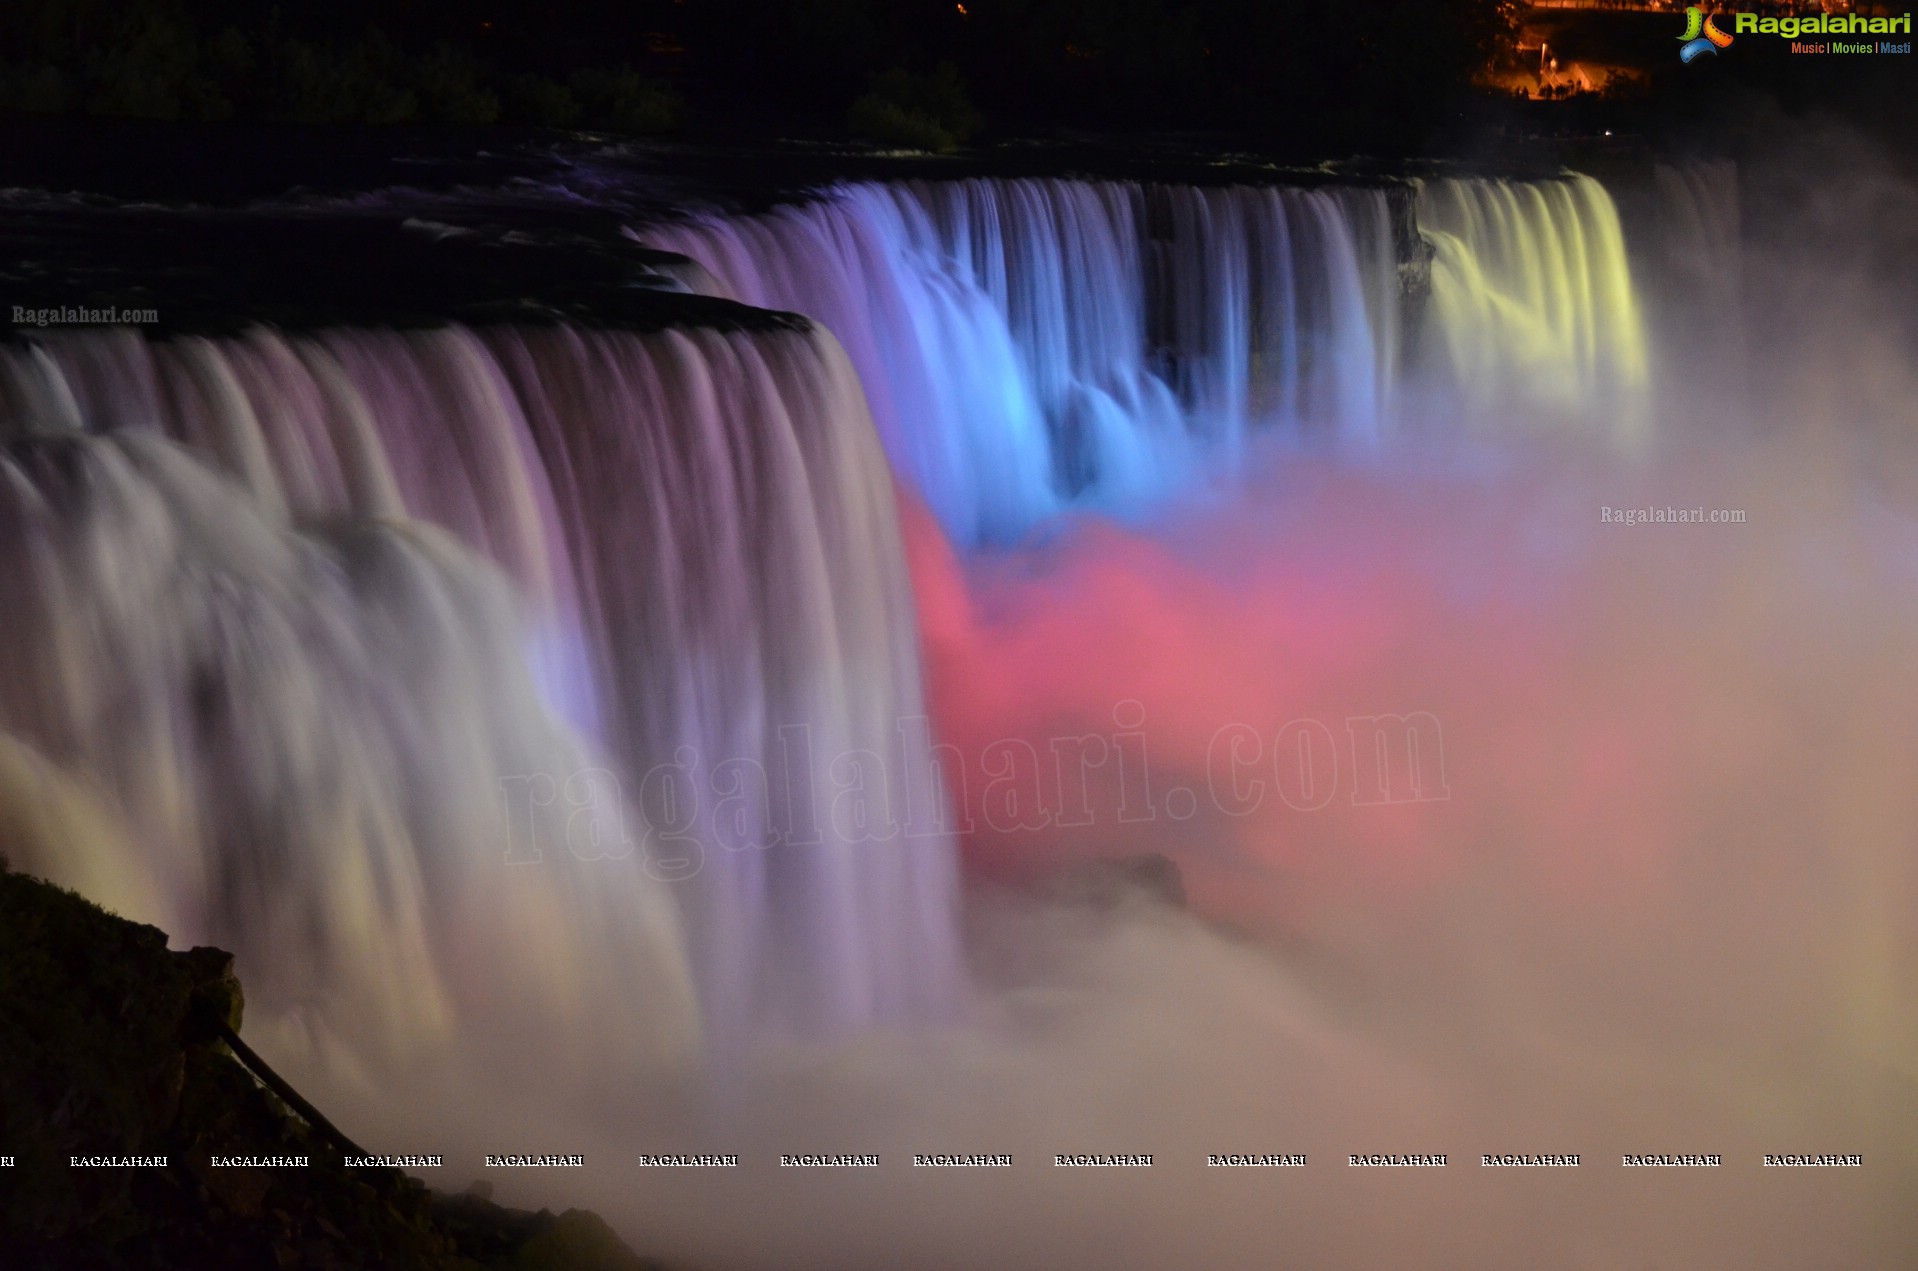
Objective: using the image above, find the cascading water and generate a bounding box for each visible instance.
[0,428,699,1080]
[0,169,1655,1063]
[1646,161,1743,335]
[4,156,1909,1268]
[645,178,1403,543]
[1638,161,1747,404]
[0,320,964,1058]
[1412,175,1648,440]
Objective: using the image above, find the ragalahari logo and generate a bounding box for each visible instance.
[1719,8,1913,51]
[1679,6,1735,62]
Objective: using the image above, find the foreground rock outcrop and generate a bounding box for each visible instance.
[0,856,659,1270]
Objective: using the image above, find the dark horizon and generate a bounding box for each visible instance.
[0,0,1911,162]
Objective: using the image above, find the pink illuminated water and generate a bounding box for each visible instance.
[0,322,963,1062]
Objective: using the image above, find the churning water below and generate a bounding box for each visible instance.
[1,150,1913,1266]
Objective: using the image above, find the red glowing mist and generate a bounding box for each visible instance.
[895,446,1761,935]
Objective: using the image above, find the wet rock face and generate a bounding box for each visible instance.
[0,857,661,1270]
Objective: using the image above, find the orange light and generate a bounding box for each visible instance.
[956,3,969,14]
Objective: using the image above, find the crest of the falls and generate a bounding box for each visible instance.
[0,321,964,1058]
[648,174,1652,542]
[645,179,1404,544]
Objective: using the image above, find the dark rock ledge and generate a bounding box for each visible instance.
[0,855,662,1271]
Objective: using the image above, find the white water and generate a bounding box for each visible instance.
[0,322,963,1061]
[0,428,698,1084]
[646,179,1406,542]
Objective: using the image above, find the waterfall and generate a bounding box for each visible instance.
[1413,175,1649,441]
[1648,161,1743,322]
[0,321,964,1057]
[1644,161,1747,399]
[0,168,1653,1066]
[0,428,699,1081]
[646,179,1402,543]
